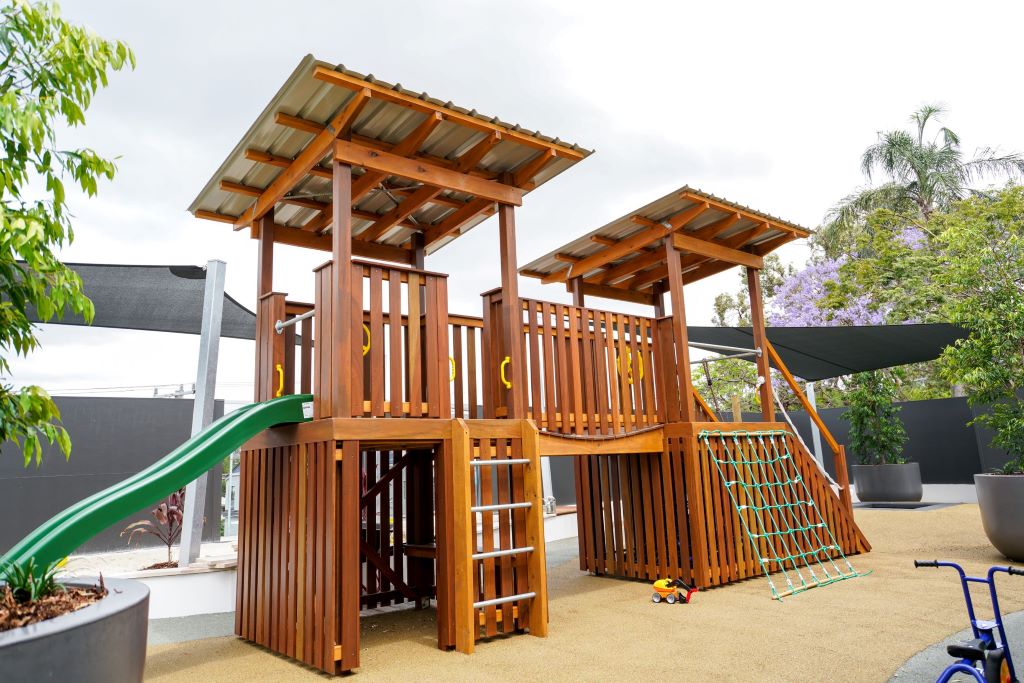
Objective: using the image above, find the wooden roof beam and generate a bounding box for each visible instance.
[590,235,618,246]
[312,65,587,160]
[350,112,445,202]
[751,233,797,255]
[672,231,764,269]
[334,139,523,206]
[234,88,371,229]
[553,253,581,264]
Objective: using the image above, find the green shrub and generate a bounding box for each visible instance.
[843,371,908,465]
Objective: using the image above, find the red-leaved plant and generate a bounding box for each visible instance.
[120,488,185,565]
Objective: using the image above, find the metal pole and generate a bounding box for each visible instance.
[540,456,555,516]
[179,259,226,568]
[807,381,825,466]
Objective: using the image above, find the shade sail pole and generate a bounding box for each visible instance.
[179,258,226,567]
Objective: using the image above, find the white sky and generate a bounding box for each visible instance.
[10,0,1024,403]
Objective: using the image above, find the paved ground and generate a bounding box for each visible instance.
[145,504,1024,682]
[890,610,1024,682]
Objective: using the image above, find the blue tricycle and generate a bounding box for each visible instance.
[914,560,1023,682]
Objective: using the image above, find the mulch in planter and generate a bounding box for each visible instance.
[0,579,107,633]
[141,561,178,571]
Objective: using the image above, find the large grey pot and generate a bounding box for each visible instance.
[975,473,1024,562]
[852,463,923,502]
[0,577,149,682]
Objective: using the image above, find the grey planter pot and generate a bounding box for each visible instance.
[975,473,1024,562]
[0,576,149,682]
[852,463,923,502]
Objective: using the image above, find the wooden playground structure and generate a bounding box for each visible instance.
[190,55,869,675]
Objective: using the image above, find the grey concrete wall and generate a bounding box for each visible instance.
[0,397,224,555]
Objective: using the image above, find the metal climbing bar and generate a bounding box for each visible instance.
[470,458,531,466]
[471,501,532,513]
[472,546,534,560]
[473,592,537,609]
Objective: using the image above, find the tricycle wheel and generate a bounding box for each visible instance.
[651,593,661,603]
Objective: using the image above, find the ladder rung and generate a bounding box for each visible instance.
[473,591,536,609]
[471,502,532,513]
[472,546,534,560]
[471,458,530,466]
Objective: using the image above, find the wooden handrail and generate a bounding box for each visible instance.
[764,342,840,455]
[765,341,853,513]
[692,389,719,422]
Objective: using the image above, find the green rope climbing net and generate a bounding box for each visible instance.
[699,429,868,600]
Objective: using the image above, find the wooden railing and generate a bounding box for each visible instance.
[481,296,662,434]
[312,260,450,419]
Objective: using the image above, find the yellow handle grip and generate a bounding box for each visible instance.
[617,352,645,385]
[275,363,284,397]
[449,356,457,382]
[362,323,371,357]
[500,356,512,389]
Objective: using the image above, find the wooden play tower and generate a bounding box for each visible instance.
[189,55,869,675]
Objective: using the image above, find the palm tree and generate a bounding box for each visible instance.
[819,105,1024,256]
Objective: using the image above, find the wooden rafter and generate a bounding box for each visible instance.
[553,202,709,284]
[357,184,439,242]
[422,197,496,247]
[233,88,371,229]
[245,149,332,180]
[312,65,586,160]
[680,190,810,238]
[512,148,557,187]
[587,248,660,285]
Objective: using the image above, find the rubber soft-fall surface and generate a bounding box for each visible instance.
[0,394,311,569]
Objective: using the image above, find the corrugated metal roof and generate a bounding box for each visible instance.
[520,186,810,290]
[188,55,592,255]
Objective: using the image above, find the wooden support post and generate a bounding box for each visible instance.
[746,267,774,421]
[569,277,584,307]
[257,213,274,297]
[652,281,666,318]
[731,394,743,422]
[332,161,354,417]
[498,203,526,418]
[451,419,475,653]
[836,445,853,512]
[664,238,696,422]
[338,440,360,670]
[521,419,548,637]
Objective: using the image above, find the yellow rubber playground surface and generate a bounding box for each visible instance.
[146,504,1024,682]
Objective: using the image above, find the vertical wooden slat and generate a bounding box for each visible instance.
[452,420,475,653]
[369,268,385,416]
[339,440,360,671]
[408,273,422,417]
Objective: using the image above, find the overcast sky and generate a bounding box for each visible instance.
[10,0,1024,403]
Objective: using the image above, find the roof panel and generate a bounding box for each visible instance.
[520,186,811,298]
[189,55,591,257]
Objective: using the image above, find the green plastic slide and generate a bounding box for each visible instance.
[1,394,312,570]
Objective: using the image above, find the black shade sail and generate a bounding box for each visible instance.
[687,324,967,381]
[32,264,965,380]
[27,263,257,341]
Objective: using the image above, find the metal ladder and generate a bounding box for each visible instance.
[469,457,537,610]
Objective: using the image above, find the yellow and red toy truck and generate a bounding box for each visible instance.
[651,578,698,604]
